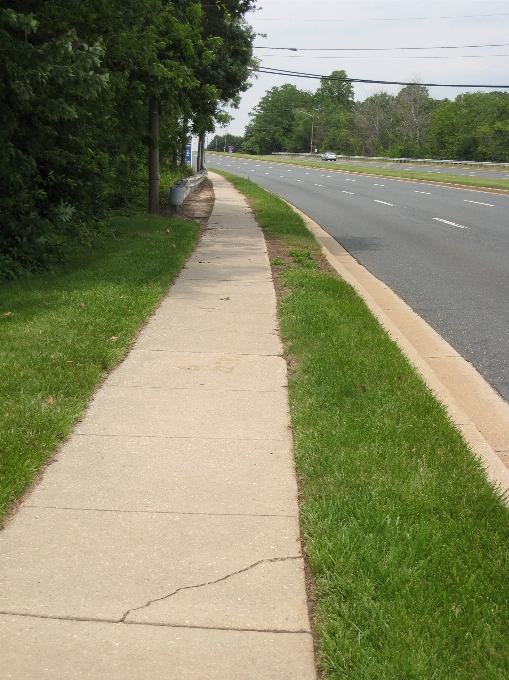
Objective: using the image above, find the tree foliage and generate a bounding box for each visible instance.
[0,1,256,280]
[243,84,314,154]
[207,133,245,151]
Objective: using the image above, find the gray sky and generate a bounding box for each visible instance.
[216,0,509,139]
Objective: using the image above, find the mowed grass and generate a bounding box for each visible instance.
[218,169,509,679]
[208,151,509,193]
[0,215,200,521]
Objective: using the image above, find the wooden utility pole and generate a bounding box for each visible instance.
[148,98,160,215]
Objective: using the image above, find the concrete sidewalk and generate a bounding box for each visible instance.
[0,173,316,679]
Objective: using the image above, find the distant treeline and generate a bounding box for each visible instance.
[212,71,509,162]
[1,2,255,280]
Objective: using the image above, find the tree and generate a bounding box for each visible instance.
[393,83,434,154]
[313,71,355,153]
[314,70,354,109]
[243,84,313,154]
[188,1,256,170]
[353,91,397,155]
[426,92,509,162]
[0,7,109,278]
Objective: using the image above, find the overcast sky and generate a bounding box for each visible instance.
[215,0,509,139]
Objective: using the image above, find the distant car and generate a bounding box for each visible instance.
[321,152,337,161]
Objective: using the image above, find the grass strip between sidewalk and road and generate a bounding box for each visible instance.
[208,151,509,193]
[215,168,509,679]
[0,215,200,523]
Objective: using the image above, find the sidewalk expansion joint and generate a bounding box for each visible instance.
[104,386,285,393]
[73,433,292,442]
[143,349,282,357]
[22,505,297,518]
[120,555,302,623]
[0,610,310,634]
[123,622,312,635]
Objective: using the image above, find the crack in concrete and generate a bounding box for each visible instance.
[120,555,302,623]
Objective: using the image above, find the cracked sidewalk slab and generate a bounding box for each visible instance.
[0,508,300,622]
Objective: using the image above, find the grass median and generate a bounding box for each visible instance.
[215,168,509,679]
[0,215,200,522]
[208,151,509,193]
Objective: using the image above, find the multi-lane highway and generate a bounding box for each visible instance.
[206,154,509,402]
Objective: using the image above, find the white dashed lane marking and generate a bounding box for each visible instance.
[414,191,431,194]
[433,218,469,229]
[342,191,354,195]
[464,200,494,207]
[374,200,395,206]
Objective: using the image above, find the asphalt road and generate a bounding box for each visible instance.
[206,154,509,402]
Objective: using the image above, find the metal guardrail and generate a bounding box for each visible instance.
[272,152,509,170]
[167,169,208,214]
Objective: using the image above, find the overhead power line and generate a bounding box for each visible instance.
[251,66,509,89]
[258,54,509,60]
[253,42,509,52]
[253,13,509,22]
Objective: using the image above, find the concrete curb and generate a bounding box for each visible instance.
[286,201,509,500]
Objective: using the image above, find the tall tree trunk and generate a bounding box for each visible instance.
[148,98,160,215]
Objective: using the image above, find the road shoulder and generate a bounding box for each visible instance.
[291,202,509,496]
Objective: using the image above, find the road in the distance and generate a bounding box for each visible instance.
[206,154,509,402]
[325,159,509,181]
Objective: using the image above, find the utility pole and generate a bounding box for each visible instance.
[148,98,160,215]
[200,132,206,170]
[294,109,316,154]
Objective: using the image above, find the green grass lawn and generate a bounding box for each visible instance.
[0,215,200,522]
[208,151,509,193]
[217,169,509,679]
